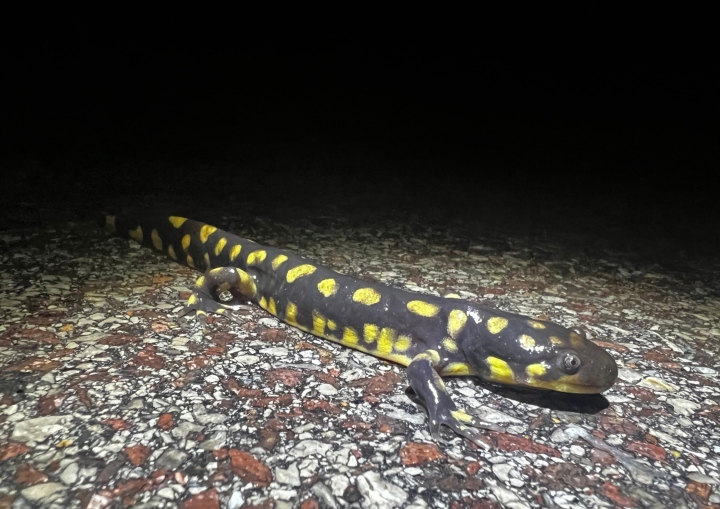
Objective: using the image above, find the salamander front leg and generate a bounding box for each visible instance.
[407,350,504,448]
[178,267,257,326]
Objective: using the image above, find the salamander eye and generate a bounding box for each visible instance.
[561,352,581,374]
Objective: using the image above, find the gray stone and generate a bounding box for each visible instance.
[155,449,189,470]
[275,462,301,486]
[11,415,73,443]
[356,471,408,509]
[21,482,66,502]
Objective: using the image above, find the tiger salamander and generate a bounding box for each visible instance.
[104,212,618,446]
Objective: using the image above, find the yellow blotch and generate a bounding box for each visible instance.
[442,363,474,376]
[236,270,257,298]
[210,267,224,275]
[195,276,206,288]
[167,245,177,260]
[384,353,413,366]
[550,336,564,346]
[214,237,227,256]
[526,363,547,377]
[570,333,584,348]
[286,264,317,283]
[247,250,267,265]
[487,316,509,334]
[413,350,441,364]
[327,319,337,331]
[259,296,268,310]
[353,288,381,306]
[377,328,396,355]
[200,225,217,243]
[442,338,458,353]
[104,215,116,232]
[181,234,191,251]
[395,335,412,352]
[225,245,240,262]
[151,229,162,251]
[528,320,546,329]
[447,309,467,338]
[272,254,288,270]
[312,310,327,335]
[317,278,339,297]
[519,334,536,350]
[217,282,231,293]
[188,294,198,305]
[204,253,210,268]
[186,255,195,268]
[129,226,143,242]
[407,300,440,317]
[444,292,461,299]
[168,216,187,228]
[451,410,473,423]
[487,356,515,383]
[268,298,277,315]
[364,324,378,343]
[216,308,225,314]
[285,302,298,324]
[342,327,359,345]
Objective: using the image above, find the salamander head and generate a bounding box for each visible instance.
[463,310,618,394]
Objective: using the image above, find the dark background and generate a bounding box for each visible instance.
[2,36,718,259]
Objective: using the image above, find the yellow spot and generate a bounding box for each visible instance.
[216,308,225,314]
[204,253,210,267]
[200,225,217,243]
[197,310,207,317]
[451,410,473,423]
[447,309,467,338]
[215,237,227,256]
[317,278,339,297]
[413,350,441,364]
[151,229,162,251]
[442,338,458,353]
[550,336,564,345]
[187,255,195,268]
[407,300,440,317]
[210,267,224,275]
[236,270,257,298]
[442,363,474,376]
[526,363,547,377]
[169,216,187,228]
[129,226,143,242]
[286,264,317,283]
[364,324,378,343]
[377,328,396,355]
[247,250,267,265]
[286,302,298,324]
[487,317,509,334]
[528,320,546,329]
[312,310,327,335]
[259,296,268,309]
[570,332,584,348]
[167,245,177,260]
[519,334,536,350]
[217,282,231,293]
[395,335,412,352]
[487,356,514,383]
[342,327,359,345]
[229,244,242,261]
[182,234,191,251]
[188,294,198,305]
[444,293,461,299]
[272,254,288,270]
[268,298,277,315]
[195,276,206,288]
[327,320,337,331]
[353,288,381,306]
[104,215,116,232]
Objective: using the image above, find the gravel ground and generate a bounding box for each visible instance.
[1,201,719,509]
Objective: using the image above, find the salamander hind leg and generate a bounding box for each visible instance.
[177,267,257,326]
[407,350,505,449]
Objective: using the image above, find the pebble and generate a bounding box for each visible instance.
[357,471,408,509]
[275,463,301,486]
[11,415,73,443]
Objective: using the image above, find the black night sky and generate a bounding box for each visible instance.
[2,36,718,258]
